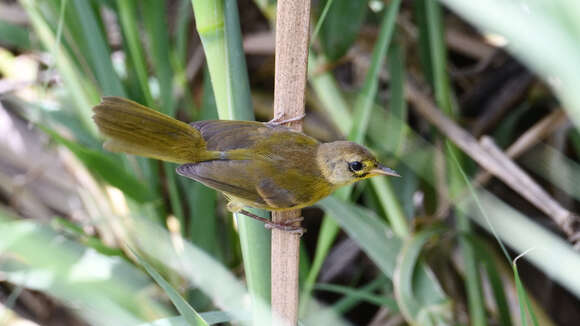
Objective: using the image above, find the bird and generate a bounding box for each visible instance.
[92,96,399,234]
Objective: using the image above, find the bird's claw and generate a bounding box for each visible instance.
[265,113,306,127]
[264,217,306,236]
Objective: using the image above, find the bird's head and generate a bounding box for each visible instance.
[316,141,399,187]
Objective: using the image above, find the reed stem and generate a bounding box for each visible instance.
[271,0,311,325]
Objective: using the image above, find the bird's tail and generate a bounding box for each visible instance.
[93,97,210,164]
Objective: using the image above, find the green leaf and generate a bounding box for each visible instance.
[438,0,580,128]
[0,20,32,49]
[191,2,271,324]
[466,235,513,326]
[0,217,167,325]
[71,0,126,97]
[302,1,403,311]
[318,197,402,276]
[314,283,398,311]
[318,0,368,60]
[393,228,452,325]
[21,0,99,135]
[348,0,401,143]
[41,127,154,203]
[318,198,451,324]
[51,217,125,257]
[131,249,209,326]
[117,0,154,105]
[330,276,391,314]
[142,0,175,114]
[138,311,242,326]
[513,259,539,326]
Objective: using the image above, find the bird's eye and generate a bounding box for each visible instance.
[348,161,363,172]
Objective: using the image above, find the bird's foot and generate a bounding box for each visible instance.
[237,210,305,236]
[265,112,306,127]
[264,217,306,236]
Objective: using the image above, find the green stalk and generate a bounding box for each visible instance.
[424,2,486,325]
[191,1,271,324]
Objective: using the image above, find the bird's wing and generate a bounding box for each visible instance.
[191,120,287,151]
[177,161,267,207]
[255,178,300,209]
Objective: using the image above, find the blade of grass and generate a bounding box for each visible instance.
[52,217,125,257]
[115,0,167,222]
[140,0,185,234]
[128,215,282,326]
[318,197,450,321]
[116,0,154,106]
[438,0,580,129]
[307,53,352,134]
[310,0,335,44]
[0,218,168,325]
[314,283,397,310]
[383,42,408,155]
[138,311,243,326]
[316,0,367,60]
[172,0,195,112]
[424,2,486,324]
[132,249,210,326]
[142,0,175,115]
[513,252,539,326]
[301,1,403,312]
[466,235,513,326]
[182,71,220,257]
[20,0,99,135]
[330,276,391,315]
[348,0,401,143]
[393,227,451,324]
[451,151,580,310]
[191,1,271,325]
[41,126,154,203]
[71,0,126,97]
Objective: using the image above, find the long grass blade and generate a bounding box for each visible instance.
[71,0,126,97]
[302,2,403,312]
[132,249,210,326]
[191,1,271,324]
[424,1,486,324]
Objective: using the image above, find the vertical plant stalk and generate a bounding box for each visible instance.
[192,1,272,325]
[271,0,310,325]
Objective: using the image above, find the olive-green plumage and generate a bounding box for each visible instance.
[92,97,398,212]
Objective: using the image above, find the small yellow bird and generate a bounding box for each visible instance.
[92,97,399,233]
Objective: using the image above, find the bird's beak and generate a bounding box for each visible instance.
[371,164,400,177]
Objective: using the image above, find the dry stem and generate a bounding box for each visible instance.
[271,0,310,325]
[406,80,580,241]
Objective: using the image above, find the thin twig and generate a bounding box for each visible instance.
[437,108,568,217]
[406,80,580,241]
[475,109,568,185]
[271,0,310,325]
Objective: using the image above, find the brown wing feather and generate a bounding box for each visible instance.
[176,161,267,207]
[256,178,299,209]
[191,120,290,151]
